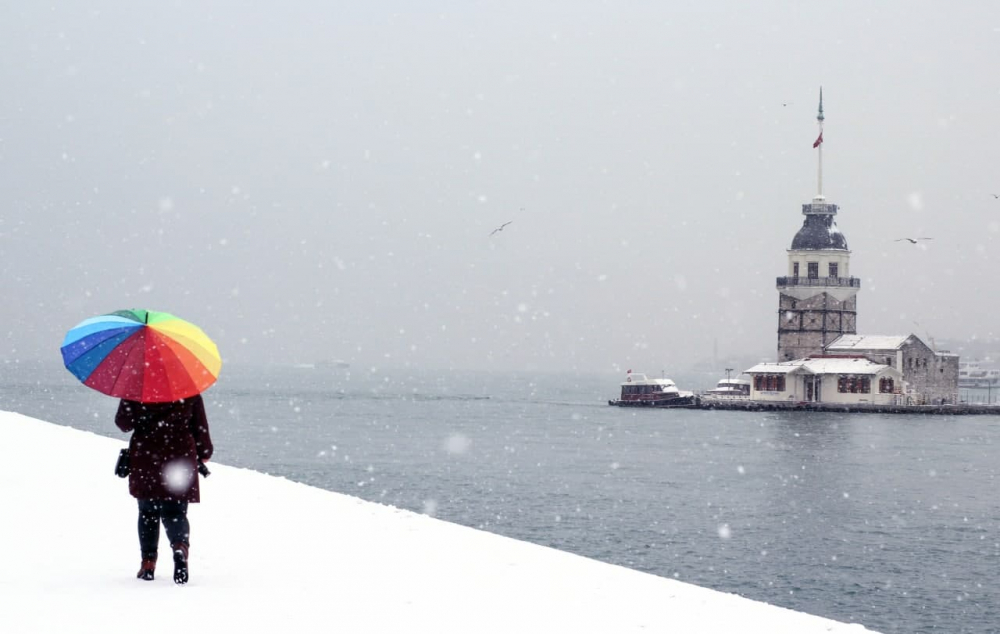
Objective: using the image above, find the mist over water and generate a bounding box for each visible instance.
[4,2,1000,372]
[6,362,998,634]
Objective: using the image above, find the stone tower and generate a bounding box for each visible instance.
[776,89,860,361]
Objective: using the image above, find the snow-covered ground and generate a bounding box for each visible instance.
[1,412,877,633]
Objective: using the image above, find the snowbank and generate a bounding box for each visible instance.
[0,412,876,633]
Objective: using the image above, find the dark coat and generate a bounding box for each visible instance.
[115,395,214,503]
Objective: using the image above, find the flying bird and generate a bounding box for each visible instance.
[894,237,933,244]
[992,193,999,199]
[489,221,513,236]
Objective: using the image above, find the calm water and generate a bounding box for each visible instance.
[3,361,999,634]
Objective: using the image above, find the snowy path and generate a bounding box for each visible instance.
[0,413,875,633]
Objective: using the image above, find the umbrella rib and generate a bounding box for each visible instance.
[147,330,203,400]
[153,331,220,376]
[63,328,138,381]
[107,330,145,399]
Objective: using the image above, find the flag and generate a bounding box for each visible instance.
[812,132,823,148]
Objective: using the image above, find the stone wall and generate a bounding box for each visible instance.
[898,340,960,404]
[777,292,857,361]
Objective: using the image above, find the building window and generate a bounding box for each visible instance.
[807,262,819,278]
[753,374,786,392]
[793,262,799,277]
[828,263,838,278]
[838,375,871,393]
[879,378,895,393]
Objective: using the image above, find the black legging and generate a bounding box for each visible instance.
[138,500,190,558]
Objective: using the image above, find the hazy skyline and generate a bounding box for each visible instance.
[3,2,1000,373]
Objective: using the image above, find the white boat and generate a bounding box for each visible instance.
[608,371,695,407]
[702,376,751,399]
[316,360,351,370]
[958,361,1000,388]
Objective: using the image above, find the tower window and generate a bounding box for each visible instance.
[807,262,819,278]
[828,263,838,278]
[793,263,800,277]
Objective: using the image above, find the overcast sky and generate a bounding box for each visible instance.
[3,1,1000,373]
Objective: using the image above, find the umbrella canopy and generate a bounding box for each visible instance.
[61,309,221,403]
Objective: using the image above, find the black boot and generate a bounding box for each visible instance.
[172,543,189,585]
[136,552,157,581]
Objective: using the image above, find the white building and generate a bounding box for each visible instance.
[745,356,904,405]
[824,334,959,404]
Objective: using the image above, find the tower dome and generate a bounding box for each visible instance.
[790,198,848,250]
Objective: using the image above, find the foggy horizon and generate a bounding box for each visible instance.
[4,2,1000,375]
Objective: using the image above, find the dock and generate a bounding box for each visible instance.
[688,397,1000,415]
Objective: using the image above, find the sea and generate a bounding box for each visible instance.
[3,360,998,634]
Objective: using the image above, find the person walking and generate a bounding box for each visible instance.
[61,310,222,583]
[116,394,214,584]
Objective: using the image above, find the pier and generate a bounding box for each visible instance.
[689,397,1000,415]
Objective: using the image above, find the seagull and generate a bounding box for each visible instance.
[992,193,999,199]
[782,102,793,107]
[894,237,933,244]
[489,221,513,237]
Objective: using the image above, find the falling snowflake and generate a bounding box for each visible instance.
[444,433,471,454]
[422,499,439,516]
[163,460,194,495]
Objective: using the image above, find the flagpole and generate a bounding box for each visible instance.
[817,87,824,198]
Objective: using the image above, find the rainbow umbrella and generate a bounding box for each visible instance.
[61,309,221,403]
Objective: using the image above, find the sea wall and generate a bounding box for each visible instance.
[693,397,997,415]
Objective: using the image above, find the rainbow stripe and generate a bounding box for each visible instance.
[61,309,221,403]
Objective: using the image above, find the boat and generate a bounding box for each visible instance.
[316,360,351,370]
[958,361,1000,388]
[702,376,751,399]
[608,371,695,407]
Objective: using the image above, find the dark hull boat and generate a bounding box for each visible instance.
[608,394,696,408]
[608,372,695,407]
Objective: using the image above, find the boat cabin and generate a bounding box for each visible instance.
[619,374,681,402]
[704,378,751,398]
